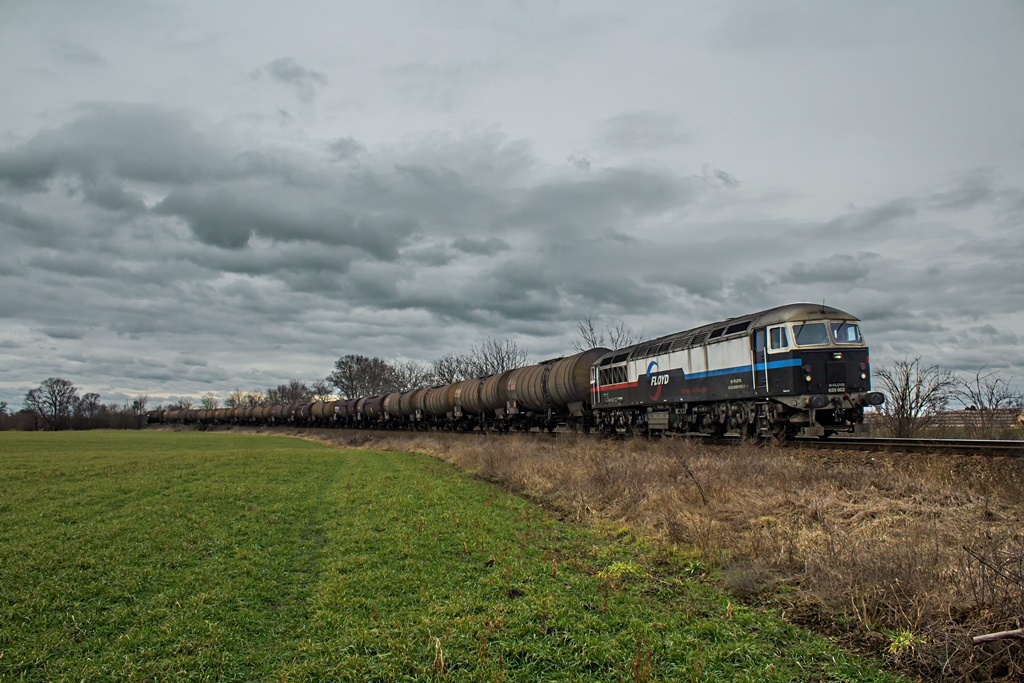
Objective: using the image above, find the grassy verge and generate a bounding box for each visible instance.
[1,431,901,681]
[266,428,1023,682]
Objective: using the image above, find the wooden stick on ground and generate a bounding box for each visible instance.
[972,628,1024,645]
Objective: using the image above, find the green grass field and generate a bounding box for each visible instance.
[0,431,904,682]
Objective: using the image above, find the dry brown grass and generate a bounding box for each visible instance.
[232,426,1024,681]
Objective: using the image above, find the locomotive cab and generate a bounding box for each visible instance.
[752,313,884,435]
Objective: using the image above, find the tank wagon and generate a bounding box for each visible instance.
[151,303,884,439]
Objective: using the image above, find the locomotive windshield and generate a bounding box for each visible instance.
[830,322,862,344]
[792,322,829,346]
[788,320,864,347]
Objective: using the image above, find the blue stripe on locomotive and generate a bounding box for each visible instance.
[686,357,802,379]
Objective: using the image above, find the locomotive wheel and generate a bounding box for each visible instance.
[739,422,758,442]
[768,423,795,444]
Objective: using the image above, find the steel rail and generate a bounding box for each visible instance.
[789,436,1024,456]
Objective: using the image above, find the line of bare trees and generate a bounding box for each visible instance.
[2,377,150,431]
[874,357,1023,438]
[9,322,650,428]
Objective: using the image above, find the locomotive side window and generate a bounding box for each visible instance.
[599,365,628,386]
[769,326,789,350]
[793,322,829,346]
[830,322,862,344]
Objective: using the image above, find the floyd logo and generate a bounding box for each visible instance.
[647,360,669,400]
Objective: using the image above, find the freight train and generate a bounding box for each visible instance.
[150,303,885,440]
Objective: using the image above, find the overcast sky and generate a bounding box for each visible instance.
[2,0,1023,407]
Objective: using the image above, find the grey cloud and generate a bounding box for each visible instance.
[564,277,663,310]
[928,170,996,210]
[328,137,366,161]
[821,198,916,233]
[404,245,454,267]
[567,155,591,172]
[0,201,63,247]
[258,57,327,103]
[0,340,21,349]
[510,168,696,231]
[41,326,85,340]
[712,3,887,51]
[599,112,691,151]
[645,271,726,302]
[781,252,881,284]
[0,104,239,190]
[154,186,420,258]
[51,42,105,66]
[82,180,147,213]
[451,236,510,256]
[601,229,637,244]
[700,165,740,189]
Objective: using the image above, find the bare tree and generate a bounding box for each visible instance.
[954,368,1023,439]
[200,392,219,410]
[264,381,311,405]
[24,377,80,430]
[244,390,264,407]
[169,398,195,410]
[432,352,473,384]
[876,357,957,438]
[328,355,398,398]
[130,395,149,416]
[0,400,8,416]
[467,337,529,376]
[224,389,246,408]
[77,393,102,419]
[571,316,644,352]
[310,379,334,402]
[392,360,436,392]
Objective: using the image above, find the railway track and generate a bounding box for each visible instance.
[789,435,1024,456]
[186,423,1024,457]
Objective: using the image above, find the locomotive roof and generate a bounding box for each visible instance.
[608,303,860,357]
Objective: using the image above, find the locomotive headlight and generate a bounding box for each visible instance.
[805,375,812,382]
[861,373,867,380]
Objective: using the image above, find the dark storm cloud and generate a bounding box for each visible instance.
[451,236,510,256]
[599,112,691,151]
[81,180,147,214]
[256,57,327,103]
[0,104,244,190]
[154,186,420,258]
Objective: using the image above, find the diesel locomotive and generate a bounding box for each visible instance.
[151,303,885,439]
